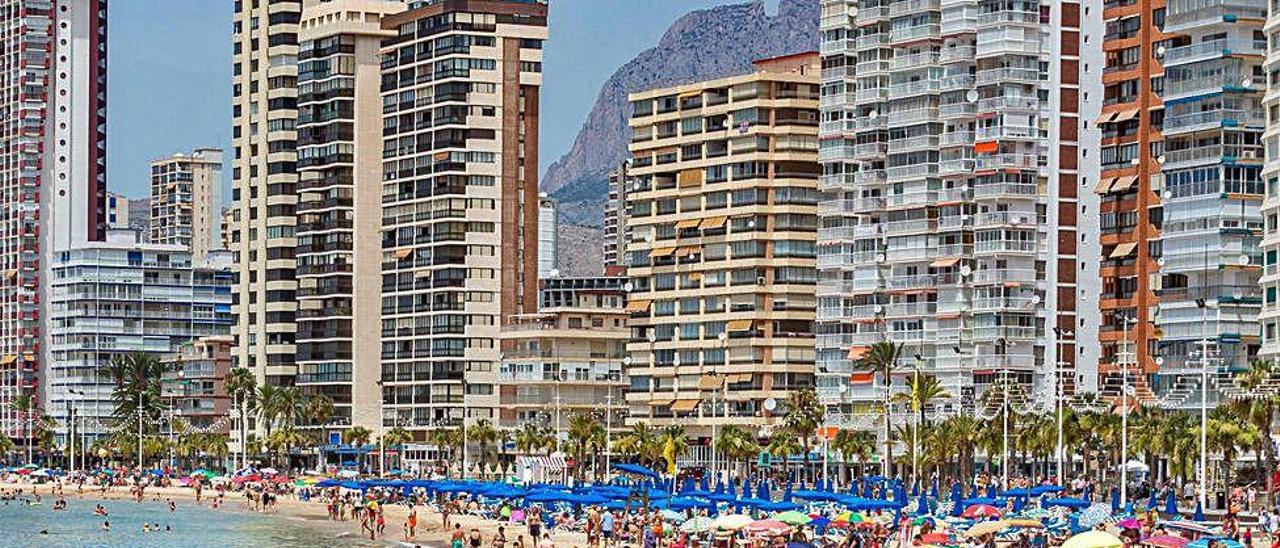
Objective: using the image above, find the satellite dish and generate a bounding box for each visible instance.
[1156,45,1166,56]
[868,110,879,119]
[1242,78,1253,88]
[1123,386,1136,396]
[622,356,633,366]
[849,7,858,16]
[623,282,634,292]
[764,398,778,412]
[1155,357,1164,366]
[1130,158,1140,166]
[549,269,560,278]
[959,265,972,277]
[876,254,886,263]
[1162,191,1172,199]
[966,90,979,103]
[874,304,884,313]
[1031,295,1041,304]
[1157,155,1166,164]
[747,220,756,228]
[632,183,641,191]
[1239,255,1251,266]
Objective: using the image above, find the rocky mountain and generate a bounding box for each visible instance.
[541,0,819,228]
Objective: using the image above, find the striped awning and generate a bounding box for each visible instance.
[699,216,728,230]
[650,247,676,258]
[698,374,724,390]
[1110,242,1138,259]
[675,219,701,230]
[1110,175,1137,193]
[675,246,700,257]
[648,398,675,407]
[624,299,652,313]
[726,319,754,332]
[848,345,870,360]
[671,399,701,412]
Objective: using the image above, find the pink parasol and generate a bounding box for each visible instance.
[962,504,1003,519]
[1142,536,1190,548]
[745,519,793,536]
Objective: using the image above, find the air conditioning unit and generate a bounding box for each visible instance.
[756,276,767,285]
[1241,149,1258,160]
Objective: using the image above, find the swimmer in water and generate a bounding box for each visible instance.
[103,520,110,531]
[143,524,151,533]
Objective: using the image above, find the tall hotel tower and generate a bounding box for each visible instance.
[230,0,303,385]
[1,0,107,441]
[815,0,1102,425]
[378,0,546,434]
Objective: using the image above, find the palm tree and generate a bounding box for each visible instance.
[767,430,804,474]
[224,367,256,467]
[781,388,825,473]
[9,394,37,462]
[0,433,14,459]
[658,425,688,474]
[566,413,606,481]
[831,429,876,482]
[466,419,500,475]
[303,394,335,428]
[106,353,166,465]
[894,373,951,427]
[614,422,660,466]
[859,341,903,475]
[265,426,308,465]
[1234,359,1278,501]
[383,427,413,448]
[1204,409,1262,491]
[715,425,761,476]
[427,428,464,471]
[937,414,982,480]
[344,426,372,447]
[514,423,553,456]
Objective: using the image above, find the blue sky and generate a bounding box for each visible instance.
[107,0,776,200]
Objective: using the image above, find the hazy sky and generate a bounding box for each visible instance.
[107,0,778,200]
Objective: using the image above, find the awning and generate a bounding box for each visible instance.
[1109,242,1138,259]
[677,169,704,187]
[1094,110,1119,125]
[650,247,676,258]
[648,399,675,407]
[624,299,651,313]
[727,319,754,332]
[22,353,33,362]
[675,246,700,257]
[0,355,14,365]
[698,375,724,390]
[931,257,961,268]
[847,345,871,360]
[1113,108,1140,122]
[671,399,702,412]
[974,141,998,154]
[727,373,753,383]
[675,219,701,230]
[1093,176,1117,194]
[849,371,875,385]
[677,90,701,100]
[1110,175,1137,192]
[688,271,704,281]
[3,269,15,278]
[698,216,728,230]
[394,248,413,259]
[936,313,961,320]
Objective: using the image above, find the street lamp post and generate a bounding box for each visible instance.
[1052,328,1073,482]
[1118,312,1137,507]
[137,391,144,471]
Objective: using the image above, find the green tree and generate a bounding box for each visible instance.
[1234,359,1278,501]
[303,394,335,427]
[614,422,660,466]
[224,367,257,465]
[514,423,553,456]
[832,428,876,481]
[766,429,803,472]
[466,419,500,474]
[715,425,761,476]
[781,388,825,471]
[859,341,903,475]
[344,426,372,447]
[566,413,606,481]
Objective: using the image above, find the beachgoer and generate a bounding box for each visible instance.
[451,523,466,548]
[494,525,508,548]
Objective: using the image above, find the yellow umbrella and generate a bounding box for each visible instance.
[1062,531,1124,548]
[1005,518,1044,528]
[964,520,1011,538]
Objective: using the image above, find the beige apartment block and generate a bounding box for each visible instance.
[623,53,821,438]
[378,0,547,440]
[295,0,404,437]
[151,148,223,263]
[497,277,629,436]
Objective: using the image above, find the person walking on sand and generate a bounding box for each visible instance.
[451,523,466,548]
[493,525,508,548]
[405,506,418,541]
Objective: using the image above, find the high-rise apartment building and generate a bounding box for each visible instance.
[1151,0,1265,403]
[105,191,130,230]
[497,276,629,434]
[44,230,233,441]
[0,0,108,441]
[295,0,402,435]
[623,53,820,438]
[815,0,1101,424]
[151,148,224,263]
[379,0,547,435]
[1264,0,1280,365]
[603,163,632,269]
[538,195,557,278]
[230,0,303,386]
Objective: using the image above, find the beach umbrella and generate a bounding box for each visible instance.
[774,511,812,526]
[1186,538,1243,548]
[1083,485,1092,501]
[921,533,949,544]
[757,481,770,501]
[1078,503,1113,529]
[1062,531,1124,548]
[962,504,1002,519]
[915,493,931,516]
[1004,518,1044,528]
[712,514,755,531]
[1192,501,1204,522]
[950,483,963,504]
[987,483,998,498]
[1013,496,1025,513]
[1146,491,1158,510]
[745,519,792,536]
[1110,488,1120,513]
[1143,536,1190,548]
[912,516,937,527]
[1159,520,1214,535]
[965,520,1011,538]
[660,509,685,522]
[1116,518,1141,530]
[930,480,939,499]
[912,481,920,497]
[1164,491,1177,515]
[1043,498,1091,510]
[809,516,830,529]
[680,516,715,533]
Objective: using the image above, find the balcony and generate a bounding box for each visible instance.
[890,0,941,16]
[974,210,1042,228]
[973,325,1038,341]
[854,60,892,75]
[940,131,975,147]
[894,51,942,71]
[889,79,941,98]
[975,238,1038,254]
[853,169,889,185]
[884,218,936,235]
[972,296,1039,312]
[938,158,976,175]
[1163,109,1264,136]
[886,163,939,182]
[939,46,977,64]
[975,67,1041,86]
[1161,38,1262,68]
[976,124,1042,141]
[1165,1,1267,34]
[975,9,1039,26]
[940,73,976,91]
[1161,144,1262,169]
[975,153,1040,171]
[890,23,941,44]
[970,268,1038,285]
[857,33,891,50]
[856,87,889,103]
[978,96,1039,112]
[886,107,939,126]
[939,102,977,119]
[818,225,880,241]
[888,135,940,153]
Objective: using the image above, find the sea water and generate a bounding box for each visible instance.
[0,497,381,547]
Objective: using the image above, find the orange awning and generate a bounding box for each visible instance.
[0,355,15,365]
[677,169,704,187]
[671,399,702,412]
[847,345,871,360]
[1110,176,1137,193]
[1094,110,1120,125]
[624,299,651,312]
[698,375,724,390]
[727,373,753,383]
[849,371,875,385]
[1110,242,1138,259]
[648,399,675,407]
[727,319,754,332]
[699,216,728,230]
[650,247,676,258]
[1113,108,1140,122]
[675,246,700,257]
[974,141,998,154]
[394,248,414,259]
[688,271,704,281]
[936,313,961,320]
[675,219,701,230]
[1093,177,1117,194]
[931,257,961,268]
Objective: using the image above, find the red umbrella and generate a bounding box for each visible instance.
[1142,536,1189,548]
[962,504,1003,519]
[921,533,950,544]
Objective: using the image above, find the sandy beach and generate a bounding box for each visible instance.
[1,481,591,547]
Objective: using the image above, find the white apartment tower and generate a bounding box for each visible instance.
[815,0,1101,425]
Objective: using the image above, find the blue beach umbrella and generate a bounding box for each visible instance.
[950,482,963,504]
[1013,496,1025,513]
[915,493,931,517]
[1110,488,1119,513]
[756,481,770,501]
[1083,485,1092,501]
[1164,490,1177,515]
[930,480,939,499]
[1193,501,1204,522]
[1147,491,1158,510]
[911,481,920,497]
